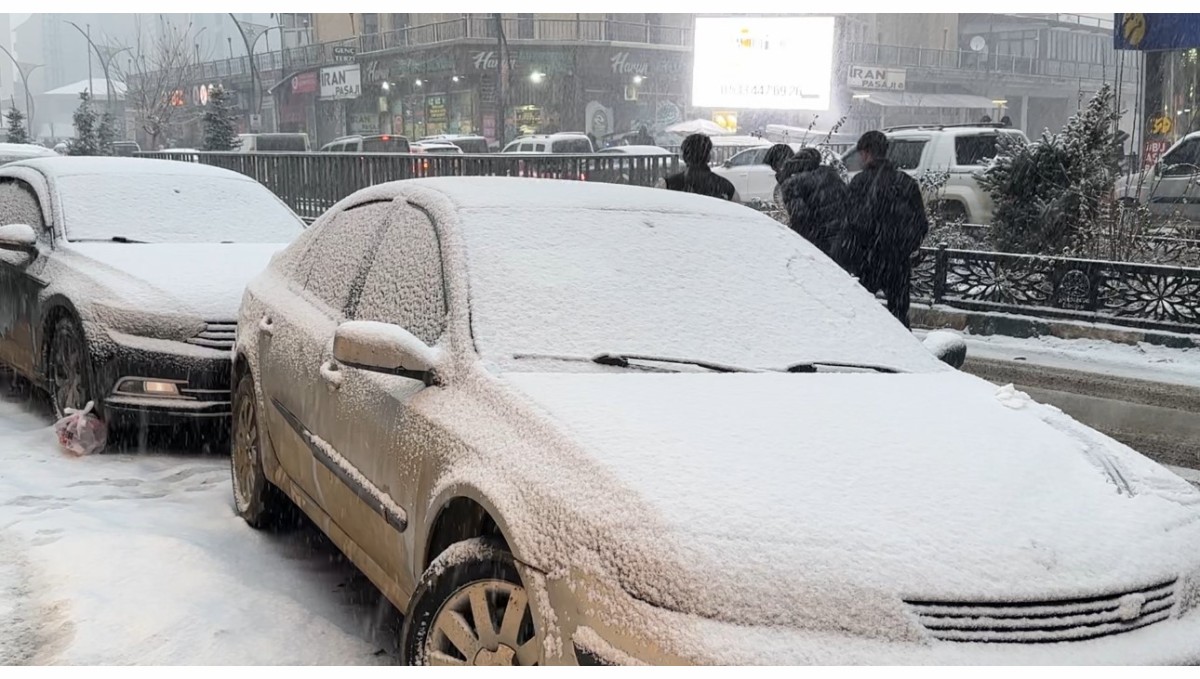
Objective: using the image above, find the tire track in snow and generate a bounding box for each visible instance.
[0,530,73,665]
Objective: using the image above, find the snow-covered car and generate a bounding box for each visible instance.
[591,145,676,184]
[501,133,593,154]
[417,134,489,154]
[319,134,411,154]
[0,142,57,165]
[711,142,782,203]
[0,157,304,429]
[1116,131,1200,222]
[231,177,1200,665]
[411,142,464,155]
[842,125,1029,225]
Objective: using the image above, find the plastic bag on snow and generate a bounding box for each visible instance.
[54,400,108,456]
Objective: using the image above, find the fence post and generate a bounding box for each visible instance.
[933,242,949,304]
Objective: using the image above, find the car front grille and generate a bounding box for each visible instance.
[906,580,1176,644]
[186,321,237,350]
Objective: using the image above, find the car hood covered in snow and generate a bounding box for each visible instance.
[501,370,1200,632]
[61,242,286,321]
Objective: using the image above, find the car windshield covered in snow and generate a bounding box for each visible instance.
[459,206,944,373]
[57,173,304,244]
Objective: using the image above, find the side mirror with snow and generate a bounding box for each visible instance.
[923,330,967,369]
[0,224,37,252]
[333,320,442,384]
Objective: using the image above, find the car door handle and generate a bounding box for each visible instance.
[258,315,274,336]
[320,360,343,389]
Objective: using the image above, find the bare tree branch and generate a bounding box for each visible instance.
[109,16,202,150]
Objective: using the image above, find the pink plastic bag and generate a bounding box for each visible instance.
[54,401,108,456]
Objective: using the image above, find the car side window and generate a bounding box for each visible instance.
[954,134,1003,166]
[518,143,533,152]
[888,140,927,170]
[351,204,446,344]
[1162,139,1200,176]
[297,202,392,314]
[727,150,756,166]
[0,180,46,231]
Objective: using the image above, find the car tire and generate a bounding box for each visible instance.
[400,538,540,666]
[230,372,290,529]
[46,315,94,419]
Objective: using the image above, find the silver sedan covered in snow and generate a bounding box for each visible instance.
[0,157,303,430]
[232,177,1200,665]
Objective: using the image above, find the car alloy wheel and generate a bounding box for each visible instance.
[48,317,91,418]
[230,373,287,528]
[402,539,540,666]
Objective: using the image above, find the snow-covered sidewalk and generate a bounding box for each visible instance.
[0,384,399,665]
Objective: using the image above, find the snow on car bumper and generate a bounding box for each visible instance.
[95,331,232,425]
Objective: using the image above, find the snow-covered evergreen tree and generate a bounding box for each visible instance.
[5,106,29,144]
[201,85,240,151]
[67,91,103,156]
[98,112,116,155]
[978,84,1120,255]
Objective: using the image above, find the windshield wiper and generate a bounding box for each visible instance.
[785,361,901,374]
[592,353,756,373]
[72,236,148,244]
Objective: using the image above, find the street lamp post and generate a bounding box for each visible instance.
[64,20,131,117]
[0,44,41,137]
[229,14,284,131]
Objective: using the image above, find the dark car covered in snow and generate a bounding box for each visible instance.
[0,157,304,433]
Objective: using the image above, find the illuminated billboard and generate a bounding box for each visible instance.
[691,16,835,111]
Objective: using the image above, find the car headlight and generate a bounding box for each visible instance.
[114,378,186,399]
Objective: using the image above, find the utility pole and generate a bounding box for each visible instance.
[493,13,510,145]
[0,45,40,137]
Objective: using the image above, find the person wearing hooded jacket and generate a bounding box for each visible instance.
[838,130,929,329]
[657,133,739,201]
[776,147,848,258]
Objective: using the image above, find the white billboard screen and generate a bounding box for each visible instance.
[691,16,835,111]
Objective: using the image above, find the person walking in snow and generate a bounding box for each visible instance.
[777,147,848,258]
[658,133,738,201]
[839,130,928,329]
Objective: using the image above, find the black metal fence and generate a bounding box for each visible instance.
[912,245,1200,334]
[141,151,681,221]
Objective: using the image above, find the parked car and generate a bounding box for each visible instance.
[0,157,304,430]
[596,145,673,156]
[417,134,489,154]
[319,134,411,154]
[592,146,675,184]
[110,141,141,157]
[1116,130,1200,223]
[411,142,464,154]
[712,142,795,203]
[231,177,1200,665]
[238,133,312,153]
[841,124,1029,225]
[501,133,594,154]
[0,142,57,165]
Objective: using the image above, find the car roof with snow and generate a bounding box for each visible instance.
[2,156,257,180]
[0,142,58,160]
[356,176,749,214]
[599,145,673,155]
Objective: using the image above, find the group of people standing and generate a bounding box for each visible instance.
[659,131,929,328]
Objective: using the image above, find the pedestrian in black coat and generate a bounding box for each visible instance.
[777,147,847,258]
[839,131,929,328]
[658,133,738,201]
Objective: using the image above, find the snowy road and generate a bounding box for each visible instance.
[0,379,401,665]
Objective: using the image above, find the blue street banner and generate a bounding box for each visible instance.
[1114,13,1200,51]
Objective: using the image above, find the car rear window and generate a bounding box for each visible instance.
[254,134,309,152]
[450,139,488,154]
[551,139,592,154]
[362,137,411,153]
[954,133,1021,166]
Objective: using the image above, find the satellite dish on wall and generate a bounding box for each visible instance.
[969,35,987,52]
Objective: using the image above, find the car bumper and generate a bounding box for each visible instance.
[94,331,232,426]
[530,568,1200,665]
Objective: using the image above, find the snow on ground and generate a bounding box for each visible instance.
[0,380,400,665]
[916,329,1200,389]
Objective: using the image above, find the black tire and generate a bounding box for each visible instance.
[46,315,94,419]
[400,538,539,666]
[230,372,290,528]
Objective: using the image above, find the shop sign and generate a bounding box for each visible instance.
[426,95,448,125]
[610,52,649,76]
[291,71,319,94]
[1150,115,1173,136]
[332,45,357,62]
[515,105,542,131]
[320,64,362,100]
[349,112,377,134]
[847,65,906,91]
[1143,139,1171,168]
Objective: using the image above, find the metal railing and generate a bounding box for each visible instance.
[140,151,681,220]
[848,42,1137,83]
[181,17,689,83]
[911,245,1200,334]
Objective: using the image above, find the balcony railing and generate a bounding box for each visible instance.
[848,42,1138,83]
[184,17,690,83]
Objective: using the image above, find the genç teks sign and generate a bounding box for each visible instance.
[320,64,362,100]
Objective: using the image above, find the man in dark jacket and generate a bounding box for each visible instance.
[658,133,738,201]
[777,147,847,258]
[840,130,928,328]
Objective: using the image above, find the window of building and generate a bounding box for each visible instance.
[362,13,379,35]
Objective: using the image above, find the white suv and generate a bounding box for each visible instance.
[1116,130,1200,223]
[501,132,594,154]
[842,125,1028,225]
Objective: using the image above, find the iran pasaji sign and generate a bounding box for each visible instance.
[847,65,906,91]
[320,64,361,100]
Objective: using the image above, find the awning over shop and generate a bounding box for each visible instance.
[851,91,998,109]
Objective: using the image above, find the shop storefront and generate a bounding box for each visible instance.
[1115,13,1200,166]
